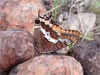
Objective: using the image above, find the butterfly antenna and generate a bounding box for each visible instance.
[44,12,52,20]
[38,10,44,19]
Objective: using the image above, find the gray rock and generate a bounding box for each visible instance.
[67,0,91,13]
[58,13,96,35]
[71,35,100,75]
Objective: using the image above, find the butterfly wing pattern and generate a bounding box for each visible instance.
[33,13,81,54]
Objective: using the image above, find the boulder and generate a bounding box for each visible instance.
[0,30,35,73]
[9,55,83,75]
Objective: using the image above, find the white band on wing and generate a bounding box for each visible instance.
[40,27,58,43]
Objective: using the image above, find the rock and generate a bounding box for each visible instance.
[0,72,8,75]
[67,0,91,13]
[70,13,96,35]
[57,12,69,24]
[0,0,46,34]
[59,13,96,35]
[71,35,100,75]
[55,48,68,55]
[9,55,83,75]
[95,14,100,28]
[0,30,35,73]
[42,0,52,10]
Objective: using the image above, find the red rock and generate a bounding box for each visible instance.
[9,55,83,75]
[0,30,35,73]
[0,0,46,34]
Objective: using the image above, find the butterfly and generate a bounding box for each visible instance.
[33,12,81,54]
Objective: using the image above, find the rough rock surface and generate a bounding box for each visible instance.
[9,55,83,75]
[71,35,100,75]
[67,0,91,13]
[58,13,96,35]
[0,0,46,34]
[0,30,35,74]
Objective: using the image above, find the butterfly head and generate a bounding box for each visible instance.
[35,11,52,25]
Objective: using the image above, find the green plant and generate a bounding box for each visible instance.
[52,0,66,20]
[88,0,100,14]
[53,0,57,20]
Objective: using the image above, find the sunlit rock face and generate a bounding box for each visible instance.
[0,0,46,34]
[9,55,83,75]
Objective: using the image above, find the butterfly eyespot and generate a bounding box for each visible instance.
[35,19,40,24]
[46,32,49,35]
